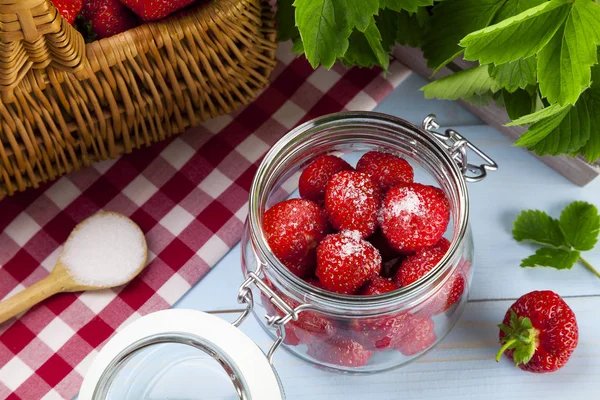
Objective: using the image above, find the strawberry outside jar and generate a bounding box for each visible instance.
[79,112,496,399]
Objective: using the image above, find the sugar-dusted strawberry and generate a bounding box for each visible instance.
[316,231,382,295]
[356,151,414,192]
[497,291,578,373]
[54,0,82,24]
[395,238,450,287]
[120,0,196,21]
[380,183,450,253]
[81,0,138,39]
[358,275,398,296]
[368,229,400,261]
[299,155,354,204]
[394,316,436,356]
[263,199,329,278]
[351,311,412,351]
[307,337,372,367]
[325,171,381,238]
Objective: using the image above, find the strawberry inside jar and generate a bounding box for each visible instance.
[241,112,494,372]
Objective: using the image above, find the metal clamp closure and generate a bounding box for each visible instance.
[234,263,311,364]
[422,114,498,182]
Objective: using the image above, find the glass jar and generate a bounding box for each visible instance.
[240,112,496,373]
[79,112,496,399]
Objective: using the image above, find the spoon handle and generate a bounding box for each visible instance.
[0,277,62,325]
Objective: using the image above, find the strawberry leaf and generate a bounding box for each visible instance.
[502,89,537,121]
[489,58,537,93]
[513,210,568,248]
[422,65,500,101]
[343,19,389,69]
[277,0,299,42]
[381,0,434,13]
[559,201,600,252]
[294,0,351,68]
[422,0,507,73]
[520,247,581,270]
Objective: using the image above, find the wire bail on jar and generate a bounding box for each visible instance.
[234,261,314,364]
[422,115,498,182]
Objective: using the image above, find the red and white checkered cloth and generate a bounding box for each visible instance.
[0,42,410,399]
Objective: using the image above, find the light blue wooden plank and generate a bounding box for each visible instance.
[175,298,599,400]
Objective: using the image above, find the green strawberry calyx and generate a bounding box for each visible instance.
[496,309,539,366]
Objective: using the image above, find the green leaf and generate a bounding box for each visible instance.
[422,0,507,73]
[513,105,571,148]
[343,19,390,69]
[460,0,572,65]
[537,0,600,105]
[422,65,500,100]
[277,0,299,42]
[489,58,537,93]
[377,8,402,52]
[579,89,600,162]
[530,95,591,156]
[381,0,434,13]
[491,0,548,24]
[559,201,600,251]
[512,209,568,248]
[292,36,305,55]
[462,91,495,106]
[503,89,536,120]
[506,102,570,126]
[294,0,351,68]
[520,247,581,270]
[396,9,429,47]
[343,0,380,32]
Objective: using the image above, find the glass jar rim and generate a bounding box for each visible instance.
[248,111,470,313]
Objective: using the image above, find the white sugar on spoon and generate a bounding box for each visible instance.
[0,212,148,324]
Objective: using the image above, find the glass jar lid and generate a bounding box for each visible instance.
[79,310,284,400]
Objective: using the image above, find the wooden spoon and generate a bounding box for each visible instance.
[0,212,148,324]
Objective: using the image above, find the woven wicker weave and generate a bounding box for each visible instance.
[0,0,277,199]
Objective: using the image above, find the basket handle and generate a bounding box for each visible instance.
[0,0,87,102]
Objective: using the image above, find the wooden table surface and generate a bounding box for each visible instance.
[175,73,600,399]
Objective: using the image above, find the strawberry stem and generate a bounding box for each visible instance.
[495,338,517,362]
[579,257,600,280]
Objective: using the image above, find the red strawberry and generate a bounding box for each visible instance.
[305,277,324,289]
[368,229,401,261]
[263,199,329,278]
[497,291,578,373]
[394,316,436,356]
[316,231,382,295]
[395,238,463,315]
[380,183,450,253]
[54,0,83,24]
[325,171,381,238]
[356,151,414,192]
[299,155,354,204]
[307,337,372,367]
[351,311,412,351]
[119,0,196,21]
[358,275,397,296]
[81,0,138,39]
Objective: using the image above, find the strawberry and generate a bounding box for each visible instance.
[395,238,464,315]
[81,0,138,39]
[119,0,196,21]
[368,229,401,261]
[299,155,354,204]
[356,151,414,192]
[263,199,329,278]
[394,316,436,356]
[305,277,324,289]
[54,0,83,24]
[307,337,372,367]
[316,231,382,295]
[497,291,578,373]
[358,275,398,296]
[325,171,381,238]
[380,183,450,253]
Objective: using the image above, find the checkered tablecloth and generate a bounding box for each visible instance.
[0,42,410,399]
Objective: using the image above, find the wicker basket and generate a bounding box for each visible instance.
[0,0,277,199]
